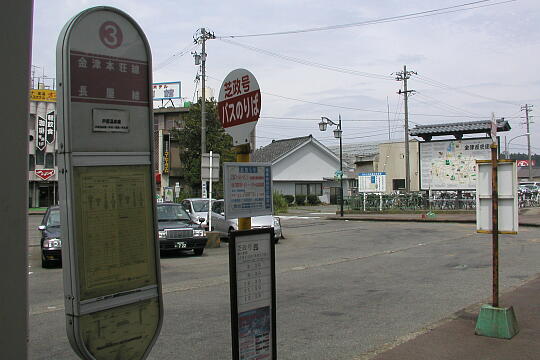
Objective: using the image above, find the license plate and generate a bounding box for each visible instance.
[175,242,187,249]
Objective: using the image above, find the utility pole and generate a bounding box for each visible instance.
[194,28,215,196]
[521,104,534,180]
[396,65,416,192]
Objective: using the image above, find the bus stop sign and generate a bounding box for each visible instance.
[56,7,162,360]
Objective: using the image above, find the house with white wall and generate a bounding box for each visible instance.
[252,135,352,204]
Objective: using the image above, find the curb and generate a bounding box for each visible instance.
[326,216,540,227]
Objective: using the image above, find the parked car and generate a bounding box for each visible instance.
[180,198,215,229]
[38,206,62,268]
[157,202,208,255]
[209,199,283,243]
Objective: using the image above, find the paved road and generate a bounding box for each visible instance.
[28,214,540,359]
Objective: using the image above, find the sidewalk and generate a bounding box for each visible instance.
[325,207,540,227]
[367,275,540,360]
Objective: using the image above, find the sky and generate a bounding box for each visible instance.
[32,0,540,154]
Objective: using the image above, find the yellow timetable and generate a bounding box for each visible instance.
[73,165,157,300]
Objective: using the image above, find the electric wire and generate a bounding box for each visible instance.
[217,1,515,38]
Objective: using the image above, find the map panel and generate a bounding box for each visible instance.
[420,138,493,190]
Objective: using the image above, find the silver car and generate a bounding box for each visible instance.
[209,199,282,243]
[180,198,215,229]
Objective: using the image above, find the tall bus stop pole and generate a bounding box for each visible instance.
[236,144,251,231]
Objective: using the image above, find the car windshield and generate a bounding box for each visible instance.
[46,209,61,227]
[191,200,209,212]
[157,205,192,222]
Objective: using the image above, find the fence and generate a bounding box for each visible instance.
[348,190,539,212]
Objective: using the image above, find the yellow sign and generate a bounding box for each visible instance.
[30,89,57,102]
[74,165,157,300]
[163,151,169,173]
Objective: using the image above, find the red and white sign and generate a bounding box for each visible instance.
[35,169,55,181]
[218,69,261,146]
[517,160,536,167]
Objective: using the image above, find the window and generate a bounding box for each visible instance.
[393,179,405,190]
[35,149,45,165]
[295,183,322,196]
[45,153,54,168]
[29,155,35,171]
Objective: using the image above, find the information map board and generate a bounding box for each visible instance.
[420,138,494,190]
[229,228,277,360]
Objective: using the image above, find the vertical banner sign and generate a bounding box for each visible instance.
[229,228,277,360]
[163,134,169,174]
[56,6,162,360]
[46,111,55,144]
[36,116,46,151]
[218,69,261,146]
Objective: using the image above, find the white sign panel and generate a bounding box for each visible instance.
[201,152,220,182]
[218,69,261,146]
[92,109,130,132]
[229,230,276,360]
[420,138,494,190]
[358,172,386,192]
[224,162,272,219]
[152,81,181,100]
[476,161,518,234]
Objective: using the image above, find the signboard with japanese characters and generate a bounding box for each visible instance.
[46,111,55,144]
[56,6,162,360]
[152,81,181,100]
[517,160,536,167]
[229,228,277,360]
[223,162,273,219]
[30,89,57,102]
[218,69,261,146]
[419,138,495,190]
[358,172,386,193]
[36,115,47,151]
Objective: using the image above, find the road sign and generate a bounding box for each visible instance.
[229,228,277,360]
[56,7,162,360]
[223,162,273,219]
[218,69,261,146]
[201,152,220,182]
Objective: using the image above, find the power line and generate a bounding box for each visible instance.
[154,42,198,71]
[218,39,394,81]
[217,0,515,38]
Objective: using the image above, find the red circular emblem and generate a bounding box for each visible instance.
[99,21,123,49]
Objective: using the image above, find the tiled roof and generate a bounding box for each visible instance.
[410,119,511,138]
[252,135,313,163]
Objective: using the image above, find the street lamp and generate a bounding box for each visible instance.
[320,115,344,217]
[505,133,530,159]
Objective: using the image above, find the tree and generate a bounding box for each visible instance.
[171,99,235,198]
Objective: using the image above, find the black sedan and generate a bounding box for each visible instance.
[38,206,62,268]
[157,203,208,256]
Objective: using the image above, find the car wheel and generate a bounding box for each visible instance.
[194,248,204,256]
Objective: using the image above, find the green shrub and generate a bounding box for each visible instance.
[273,192,288,213]
[284,195,295,205]
[295,194,306,205]
[307,194,321,205]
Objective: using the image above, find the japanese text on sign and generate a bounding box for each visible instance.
[219,91,260,128]
[235,233,273,360]
[224,163,272,219]
[36,116,46,151]
[46,112,55,144]
[70,50,149,107]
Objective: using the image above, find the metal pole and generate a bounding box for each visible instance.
[201,28,207,156]
[208,151,213,231]
[491,143,499,307]
[339,115,344,217]
[237,144,251,230]
[403,65,411,193]
[525,105,533,180]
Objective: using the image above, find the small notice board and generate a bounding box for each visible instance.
[229,228,277,360]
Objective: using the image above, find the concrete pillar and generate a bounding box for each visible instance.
[0,1,33,358]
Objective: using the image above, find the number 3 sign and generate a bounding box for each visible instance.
[99,21,123,48]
